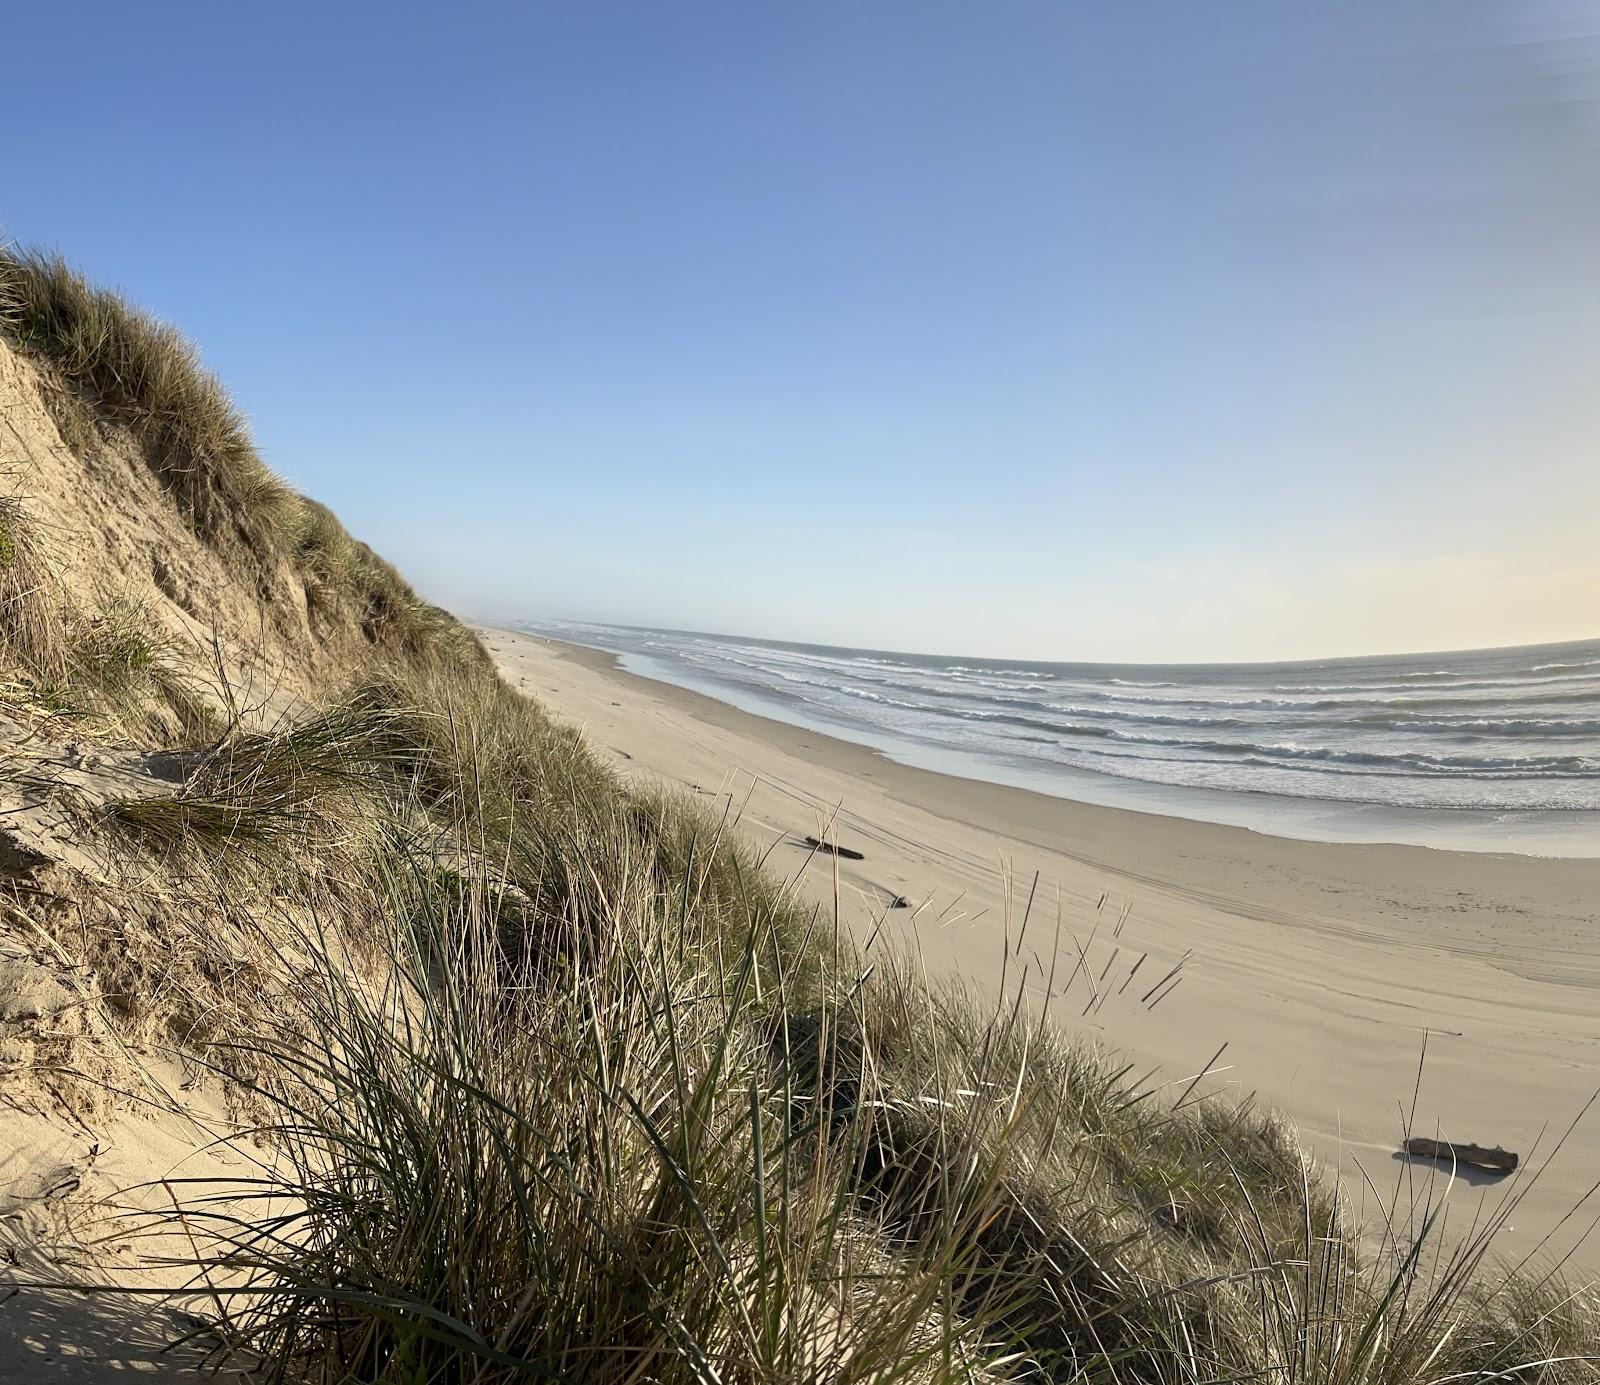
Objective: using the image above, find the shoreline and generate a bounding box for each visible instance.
[484,627,1600,1273]
[532,630,1600,859]
[509,633,1600,943]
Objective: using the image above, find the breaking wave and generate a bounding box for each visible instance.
[529,623,1600,812]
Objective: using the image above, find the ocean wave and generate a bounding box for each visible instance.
[924,710,1600,776]
[695,646,1600,713]
[947,664,1051,679]
[1234,741,1600,776]
[543,622,1600,810]
[1387,717,1600,736]
[834,686,932,712]
[1043,702,1248,729]
[1033,747,1600,810]
[1266,669,1600,695]
[934,706,1098,737]
[1070,734,1600,778]
[688,647,1600,735]
[1112,686,1600,712]
[1533,658,1600,673]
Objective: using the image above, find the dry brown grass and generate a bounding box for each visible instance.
[0,492,69,683]
[0,500,212,743]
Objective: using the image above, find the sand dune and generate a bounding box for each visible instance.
[484,626,1600,1276]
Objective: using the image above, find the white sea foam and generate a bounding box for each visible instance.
[526,621,1600,813]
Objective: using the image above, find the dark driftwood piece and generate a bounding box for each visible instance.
[803,836,865,861]
[1404,1137,1518,1174]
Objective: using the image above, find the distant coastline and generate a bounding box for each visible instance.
[520,620,1600,857]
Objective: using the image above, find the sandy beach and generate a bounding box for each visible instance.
[485,626,1600,1274]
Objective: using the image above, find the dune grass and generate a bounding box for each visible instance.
[0,247,293,543]
[0,492,70,684]
[56,599,216,741]
[68,662,1596,1383]
[0,245,487,703]
[106,700,403,857]
[167,886,1033,1380]
[0,575,216,744]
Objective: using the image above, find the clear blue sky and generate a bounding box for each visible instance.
[8,1,1600,661]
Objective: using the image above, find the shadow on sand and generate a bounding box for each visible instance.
[0,1283,240,1382]
[1390,1147,1517,1190]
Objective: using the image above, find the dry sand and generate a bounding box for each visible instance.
[0,1066,260,1380]
[484,627,1600,1277]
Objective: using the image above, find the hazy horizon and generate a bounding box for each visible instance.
[9,1,1600,661]
[525,614,1600,672]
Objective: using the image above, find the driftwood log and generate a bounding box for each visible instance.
[803,836,865,861]
[1404,1137,1518,1174]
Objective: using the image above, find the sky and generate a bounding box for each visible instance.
[6,1,1600,663]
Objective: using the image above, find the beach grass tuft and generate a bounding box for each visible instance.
[0,246,293,543]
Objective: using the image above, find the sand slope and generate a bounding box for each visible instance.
[0,328,426,1377]
[484,628,1600,1276]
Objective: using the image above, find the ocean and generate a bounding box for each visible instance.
[521,621,1600,856]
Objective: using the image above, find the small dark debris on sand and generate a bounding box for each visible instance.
[804,835,865,861]
[887,893,909,908]
[1404,1136,1518,1174]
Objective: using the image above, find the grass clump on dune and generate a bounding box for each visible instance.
[289,493,487,669]
[0,491,71,685]
[57,599,216,742]
[0,577,215,744]
[175,850,1023,1382]
[0,246,293,543]
[106,700,404,859]
[0,246,487,688]
[287,497,362,618]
